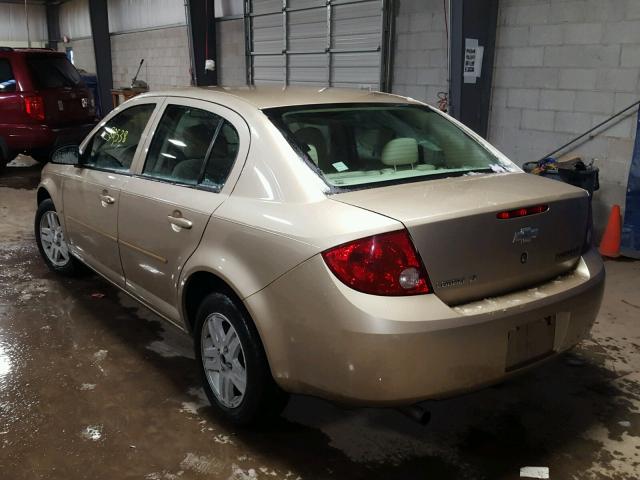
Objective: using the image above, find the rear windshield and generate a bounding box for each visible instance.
[27,55,82,89]
[265,103,517,190]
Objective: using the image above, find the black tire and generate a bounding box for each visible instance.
[35,199,81,276]
[194,292,288,426]
[31,151,51,164]
[0,148,11,173]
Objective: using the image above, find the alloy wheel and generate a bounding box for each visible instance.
[201,312,247,408]
[39,211,70,267]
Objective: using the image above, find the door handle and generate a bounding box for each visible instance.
[100,194,115,205]
[167,215,193,230]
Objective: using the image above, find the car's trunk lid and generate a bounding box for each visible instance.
[331,172,589,305]
[40,86,95,125]
[25,54,95,125]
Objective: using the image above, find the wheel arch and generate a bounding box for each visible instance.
[36,177,67,237]
[181,269,248,336]
[37,186,52,206]
[180,267,288,400]
[36,176,62,210]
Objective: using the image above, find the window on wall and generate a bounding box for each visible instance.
[84,103,156,171]
[143,104,240,190]
[0,59,16,92]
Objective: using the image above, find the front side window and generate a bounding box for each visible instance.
[84,104,155,171]
[265,103,517,190]
[0,59,16,92]
[143,104,239,190]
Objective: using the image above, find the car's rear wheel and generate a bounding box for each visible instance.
[35,199,80,276]
[194,292,288,426]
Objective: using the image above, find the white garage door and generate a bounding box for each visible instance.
[246,0,389,89]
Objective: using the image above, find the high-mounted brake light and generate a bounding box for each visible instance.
[496,204,548,220]
[321,230,430,296]
[24,94,45,121]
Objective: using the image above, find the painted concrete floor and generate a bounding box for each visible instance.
[0,158,639,480]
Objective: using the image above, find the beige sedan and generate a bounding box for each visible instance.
[35,87,605,425]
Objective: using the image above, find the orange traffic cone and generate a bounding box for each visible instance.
[599,204,621,258]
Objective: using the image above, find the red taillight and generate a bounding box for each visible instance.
[24,95,45,121]
[321,230,430,296]
[497,204,548,220]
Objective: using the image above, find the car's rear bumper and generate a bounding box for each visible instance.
[245,248,605,406]
[4,122,95,152]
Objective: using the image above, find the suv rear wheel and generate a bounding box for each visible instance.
[194,292,288,426]
[31,149,51,163]
[0,147,13,173]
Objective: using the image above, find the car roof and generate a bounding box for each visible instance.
[0,47,65,57]
[141,85,418,110]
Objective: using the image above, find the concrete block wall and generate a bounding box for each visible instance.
[110,26,191,90]
[216,18,246,86]
[391,0,448,106]
[489,0,640,231]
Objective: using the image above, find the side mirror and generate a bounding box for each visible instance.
[51,145,81,166]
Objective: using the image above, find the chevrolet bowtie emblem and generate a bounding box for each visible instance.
[513,226,539,245]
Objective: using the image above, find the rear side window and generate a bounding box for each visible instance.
[0,59,16,92]
[84,104,155,172]
[27,55,82,89]
[200,121,240,189]
[143,104,239,190]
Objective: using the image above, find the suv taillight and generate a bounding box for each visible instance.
[24,95,45,121]
[322,229,431,296]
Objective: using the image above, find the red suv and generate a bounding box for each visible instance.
[0,47,97,171]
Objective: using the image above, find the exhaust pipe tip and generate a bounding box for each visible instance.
[398,405,431,426]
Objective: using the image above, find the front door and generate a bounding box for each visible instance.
[118,99,248,323]
[63,102,158,286]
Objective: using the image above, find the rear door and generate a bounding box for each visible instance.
[24,53,95,126]
[63,101,159,286]
[0,57,20,116]
[0,57,22,156]
[118,98,249,323]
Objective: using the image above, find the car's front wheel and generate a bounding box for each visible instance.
[35,199,80,276]
[194,292,288,426]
